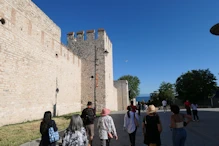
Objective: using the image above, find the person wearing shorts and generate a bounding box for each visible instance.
[85,124,94,140]
[81,101,96,146]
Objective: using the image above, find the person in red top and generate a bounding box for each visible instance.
[184,100,191,115]
[130,101,137,113]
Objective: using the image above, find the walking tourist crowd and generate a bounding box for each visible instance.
[39,100,198,146]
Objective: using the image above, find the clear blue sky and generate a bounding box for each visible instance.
[33,0,219,95]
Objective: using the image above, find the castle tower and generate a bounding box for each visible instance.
[67,29,117,111]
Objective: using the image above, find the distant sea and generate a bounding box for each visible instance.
[136,96,150,102]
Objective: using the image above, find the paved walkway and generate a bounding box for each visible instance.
[21,108,219,146]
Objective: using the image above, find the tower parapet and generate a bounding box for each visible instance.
[67,28,115,111]
[76,31,84,41]
[86,30,95,40]
[67,29,110,41]
[97,28,106,40]
[67,28,112,56]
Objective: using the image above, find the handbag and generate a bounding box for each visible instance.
[108,132,114,139]
[48,126,59,143]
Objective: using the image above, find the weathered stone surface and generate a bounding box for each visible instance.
[114,80,129,111]
[68,29,129,112]
[68,30,109,111]
[0,0,129,126]
[0,0,81,126]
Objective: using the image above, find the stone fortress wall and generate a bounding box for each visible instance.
[67,29,120,111]
[114,80,129,111]
[0,0,129,126]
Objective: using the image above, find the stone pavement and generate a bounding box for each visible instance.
[21,108,219,146]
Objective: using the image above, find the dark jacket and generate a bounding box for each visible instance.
[81,108,95,125]
[40,120,58,146]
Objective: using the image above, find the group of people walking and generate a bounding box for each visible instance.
[184,100,199,121]
[39,101,118,146]
[39,100,193,146]
[123,101,192,146]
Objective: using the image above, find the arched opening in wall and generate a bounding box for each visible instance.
[0,18,6,25]
[56,53,58,58]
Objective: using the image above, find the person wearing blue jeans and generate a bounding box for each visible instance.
[172,128,187,146]
[170,105,192,146]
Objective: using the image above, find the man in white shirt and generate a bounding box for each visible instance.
[162,100,167,113]
[191,103,199,121]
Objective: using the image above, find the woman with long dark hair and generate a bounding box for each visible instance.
[40,111,58,146]
[124,106,139,146]
[62,114,88,146]
[170,105,192,146]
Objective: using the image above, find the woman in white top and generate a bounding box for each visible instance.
[170,105,192,146]
[97,108,118,146]
[144,104,148,111]
[191,103,199,121]
[124,106,139,146]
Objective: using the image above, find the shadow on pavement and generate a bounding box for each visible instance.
[92,113,146,146]
[22,110,219,146]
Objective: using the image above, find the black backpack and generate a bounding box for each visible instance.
[83,108,95,123]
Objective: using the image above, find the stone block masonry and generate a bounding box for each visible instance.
[0,0,81,126]
[0,0,129,126]
[67,29,117,111]
[114,80,129,111]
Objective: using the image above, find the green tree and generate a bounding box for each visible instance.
[158,82,175,101]
[175,69,217,102]
[150,91,160,106]
[118,75,140,100]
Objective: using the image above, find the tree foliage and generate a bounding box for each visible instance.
[150,91,159,106]
[158,82,175,101]
[175,69,217,102]
[118,75,140,100]
[149,82,175,106]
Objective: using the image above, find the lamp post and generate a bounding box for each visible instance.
[70,39,109,112]
[94,46,97,114]
[53,77,59,117]
[209,23,219,107]
[210,23,219,35]
[93,46,109,113]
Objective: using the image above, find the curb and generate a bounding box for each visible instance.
[20,130,65,146]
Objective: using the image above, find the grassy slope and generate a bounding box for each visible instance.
[0,113,79,146]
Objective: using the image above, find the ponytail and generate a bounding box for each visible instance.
[127,106,132,118]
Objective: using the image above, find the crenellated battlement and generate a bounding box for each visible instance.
[0,0,125,127]
[67,28,112,51]
[68,29,106,40]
